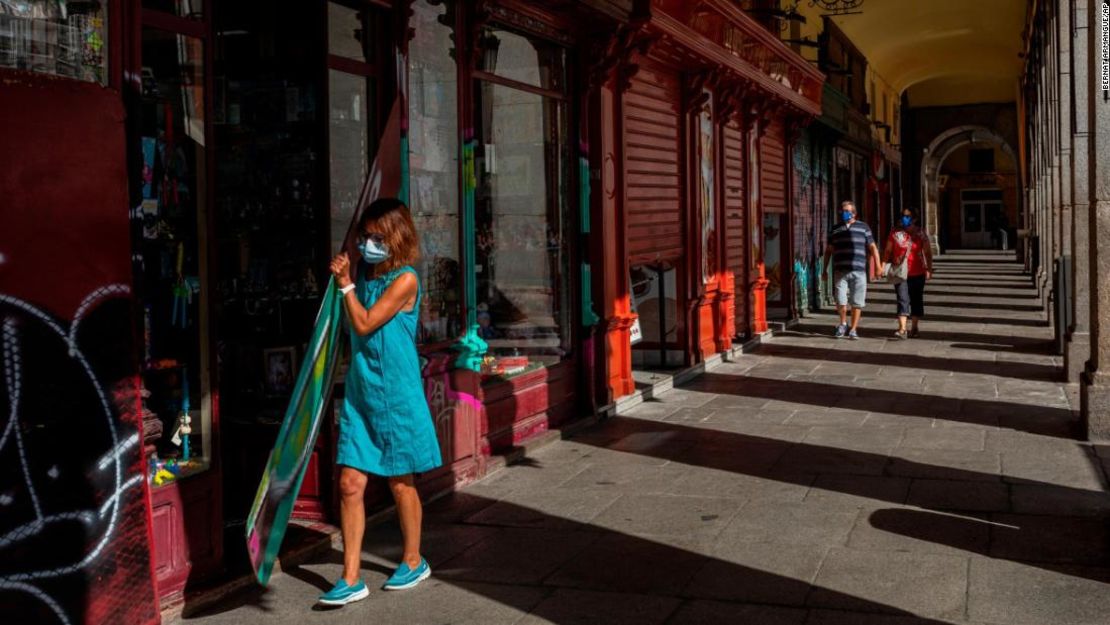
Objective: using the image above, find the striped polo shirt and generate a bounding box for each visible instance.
[827,222,875,272]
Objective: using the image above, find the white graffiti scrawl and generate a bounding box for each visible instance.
[0,285,145,625]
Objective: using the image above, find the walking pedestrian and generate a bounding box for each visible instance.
[822,200,882,339]
[882,207,933,339]
[320,198,442,606]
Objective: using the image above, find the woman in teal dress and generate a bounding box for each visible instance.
[320,198,442,607]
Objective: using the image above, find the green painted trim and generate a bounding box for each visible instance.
[453,137,487,371]
[581,263,601,327]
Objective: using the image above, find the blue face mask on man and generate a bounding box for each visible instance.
[357,236,390,264]
[842,210,854,223]
[901,215,913,228]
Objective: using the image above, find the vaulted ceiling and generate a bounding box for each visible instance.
[828,0,1028,107]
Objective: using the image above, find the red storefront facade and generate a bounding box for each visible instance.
[595,0,822,399]
[1,1,820,619]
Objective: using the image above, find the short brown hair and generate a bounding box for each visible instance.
[358,198,421,274]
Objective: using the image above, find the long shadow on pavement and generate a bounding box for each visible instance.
[567,415,1109,583]
[755,342,1060,383]
[185,491,960,624]
[688,372,1075,437]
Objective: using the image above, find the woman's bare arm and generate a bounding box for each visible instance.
[329,253,418,336]
[341,272,417,337]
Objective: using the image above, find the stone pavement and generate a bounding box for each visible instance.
[180,252,1110,625]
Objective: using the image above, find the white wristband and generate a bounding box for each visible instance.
[339,284,356,295]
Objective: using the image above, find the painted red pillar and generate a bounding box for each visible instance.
[751,263,770,334]
[592,63,636,400]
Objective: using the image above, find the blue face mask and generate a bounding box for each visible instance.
[356,238,390,264]
[901,215,914,228]
[842,211,854,223]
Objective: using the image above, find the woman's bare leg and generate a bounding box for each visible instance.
[388,475,423,569]
[339,467,368,584]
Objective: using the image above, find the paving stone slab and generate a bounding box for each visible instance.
[666,600,808,625]
[1009,483,1110,517]
[787,409,870,428]
[803,609,970,625]
[900,427,986,451]
[886,449,1001,482]
[807,548,969,619]
[850,507,991,557]
[557,461,691,495]
[775,445,890,476]
[988,513,1110,565]
[543,532,707,596]
[515,588,680,625]
[803,426,906,452]
[967,558,1110,625]
[436,527,599,585]
[590,493,744,541]
[904,479,1011,513]
[804,475,911,509]
[684,541,829,606]
[999,449,1107,490]
[666,467,814,502]
[716,500,860,547]
[462,487,624,530]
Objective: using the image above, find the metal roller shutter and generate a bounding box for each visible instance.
[624,58,684,264]
[723,119,747,329]
[760,116,787,214]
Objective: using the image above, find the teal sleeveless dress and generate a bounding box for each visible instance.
[337,265,442,477]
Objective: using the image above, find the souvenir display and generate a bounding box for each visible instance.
[133,29,209,483]
[0,1,109,83]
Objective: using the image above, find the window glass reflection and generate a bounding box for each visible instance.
[477,27,564,92]
[408,0,461,345]
[328,69,371,254]
[474,78,572,379]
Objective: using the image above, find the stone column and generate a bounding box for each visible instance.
[1081,0,1110,439]
[1053,0,1073,347]
[1059,0,1073,267]
[1067,0,1092,383]
[1039,56,1051,297]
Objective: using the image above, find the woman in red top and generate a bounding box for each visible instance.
[882,208,934,339]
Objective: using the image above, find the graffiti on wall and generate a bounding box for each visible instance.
[1,74,159,625]
[791,131,830,312]
[0,287,157,625]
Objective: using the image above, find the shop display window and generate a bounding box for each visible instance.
[212,0,323,452]
[327,1,367,63]
[135,27,211,486]
[408,0,461,345]
[0,0,108,84]
[329,69,372,253]
[327,1,377,255]
[474,28,573,382]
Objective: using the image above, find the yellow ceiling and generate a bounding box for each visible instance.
[827,0,1028,107]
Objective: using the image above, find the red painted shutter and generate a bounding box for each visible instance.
[760,116,787,214]
[723,120,747,330]
[624,58,684,264]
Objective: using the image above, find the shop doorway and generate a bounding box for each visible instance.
[630,264,683,369]
[959,188,1002,249]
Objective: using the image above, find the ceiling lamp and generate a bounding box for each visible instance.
[809,0,865,16]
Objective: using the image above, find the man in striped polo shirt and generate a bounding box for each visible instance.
[822,201,882,339]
